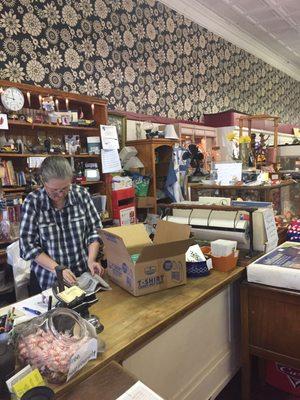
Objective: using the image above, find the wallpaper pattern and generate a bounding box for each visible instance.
[0,0,299,124]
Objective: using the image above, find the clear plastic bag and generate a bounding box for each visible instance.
[12,308,100,384]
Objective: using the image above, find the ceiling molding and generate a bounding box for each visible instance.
[160,0,300,81]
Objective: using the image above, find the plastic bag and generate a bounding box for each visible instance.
[12,308,102,384]
[132,175,150,197]
[7,240,30,300]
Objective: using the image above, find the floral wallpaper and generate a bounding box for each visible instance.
[0,0,299,124]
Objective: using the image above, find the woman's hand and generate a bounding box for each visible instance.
[62,268,77,285]
[88,260,105,277]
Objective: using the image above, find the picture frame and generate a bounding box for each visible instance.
[107,112,127,149]
[70,110,78,126]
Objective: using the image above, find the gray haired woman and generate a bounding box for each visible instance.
[19,156,103,294]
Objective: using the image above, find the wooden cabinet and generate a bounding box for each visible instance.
[173,123,216,149]
[126,139,178,213]
[0,80,110,212]
[241,282,300,400]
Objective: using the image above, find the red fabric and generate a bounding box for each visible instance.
[266,361,300,396]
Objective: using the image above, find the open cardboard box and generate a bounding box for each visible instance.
[100,220,193,296]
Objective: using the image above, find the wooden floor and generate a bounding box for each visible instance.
[216,371,298,400]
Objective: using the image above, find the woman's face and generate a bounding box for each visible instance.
[44,178,72,201]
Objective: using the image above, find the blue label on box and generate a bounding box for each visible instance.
[163,260,173,271]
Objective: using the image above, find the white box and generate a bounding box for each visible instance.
[211,239,237,257]
[247,242,300,290]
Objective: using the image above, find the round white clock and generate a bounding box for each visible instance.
[1,87,25,111]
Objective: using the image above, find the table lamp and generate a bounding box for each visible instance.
[164,125,178,139]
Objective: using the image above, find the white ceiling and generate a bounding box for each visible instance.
[160,0,300,81]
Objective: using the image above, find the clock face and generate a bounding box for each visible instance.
[1,87,25,111]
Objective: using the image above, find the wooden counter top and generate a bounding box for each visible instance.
[187,180,295,190]
[57,361,137,400]
[53,266,246,396]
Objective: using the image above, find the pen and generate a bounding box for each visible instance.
[23,307,42,316]
[48,295,52,311]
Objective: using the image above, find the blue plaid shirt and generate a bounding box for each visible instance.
[19,185,102,290]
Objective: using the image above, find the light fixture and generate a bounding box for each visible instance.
[164,124,178,139]
[27,92,31,107]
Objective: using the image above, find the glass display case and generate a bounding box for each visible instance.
[278,144,300,217]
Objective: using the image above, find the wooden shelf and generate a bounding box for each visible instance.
[8,119,99,132]
[0,79,110,216]
[80,181,103,185]
[2,186,36,192]
[0,153,100,158]
[2,181,103,192]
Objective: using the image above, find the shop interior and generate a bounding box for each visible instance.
[0,1,300,399]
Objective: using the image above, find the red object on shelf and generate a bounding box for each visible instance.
[112,187,136,226]
[266,361,300,396]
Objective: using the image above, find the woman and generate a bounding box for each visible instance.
[19,156,104,294]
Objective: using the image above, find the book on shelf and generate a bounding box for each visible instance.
[1,160,16,186]
[1,161,27,188]
[15,172,26,187]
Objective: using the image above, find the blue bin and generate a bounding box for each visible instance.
[186,260,210,278]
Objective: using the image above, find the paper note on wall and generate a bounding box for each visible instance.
[100,125,119,150]
[101,149,122,173]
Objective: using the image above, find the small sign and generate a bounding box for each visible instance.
[12,369,44,399]
[0,113,8,130]
[67,338,98,381]
[263,208,278,252]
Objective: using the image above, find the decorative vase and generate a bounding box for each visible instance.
[239,143,250,167]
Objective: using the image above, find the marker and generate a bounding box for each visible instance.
[23,307,42,316]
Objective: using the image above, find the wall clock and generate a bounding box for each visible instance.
[1,87,25,111]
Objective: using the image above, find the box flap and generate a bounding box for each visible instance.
[104,224,152,254]
[138,238,194,263]
[100,230,133,265]
[153,220,191,245]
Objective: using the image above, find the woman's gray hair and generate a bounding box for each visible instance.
[40,156,73,183]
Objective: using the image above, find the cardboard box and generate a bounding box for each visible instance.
[100,220,193,296]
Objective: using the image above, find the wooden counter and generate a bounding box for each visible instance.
[52,266,246,397]
[57,361,137,400]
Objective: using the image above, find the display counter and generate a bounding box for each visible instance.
[187,180,295,214]
[0,267,246,399]
[54,266,245,399]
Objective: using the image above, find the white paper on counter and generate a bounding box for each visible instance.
[100,125,119,149]
[101,149,122,173]
[116,381,164,400]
